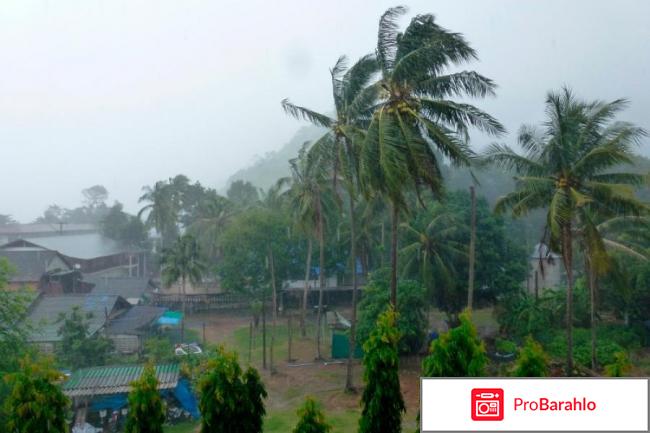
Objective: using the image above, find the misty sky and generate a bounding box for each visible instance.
[2,0,649,222]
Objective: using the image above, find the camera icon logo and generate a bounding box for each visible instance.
[471,388,504,421]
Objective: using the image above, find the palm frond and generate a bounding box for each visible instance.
[377,6,407,74]
[281,99,334,128]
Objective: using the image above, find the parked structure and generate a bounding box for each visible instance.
[105,305,167,353]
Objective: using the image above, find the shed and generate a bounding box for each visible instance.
[105,306,167,353]
[87,276,154,305]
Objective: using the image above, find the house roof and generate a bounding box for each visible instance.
[27,294,130,343]
[62,364,179,397]
[105,306,167,335]
[0,243,71,282]
[25,233,127,260]
[86,276,152,301]
[0,223,97,237]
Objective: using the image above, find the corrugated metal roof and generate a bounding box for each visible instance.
[62,364,179,397]
[87,276,152,300]
[27,294,129,342]
[105,306,166,335]
[0,249,70,282]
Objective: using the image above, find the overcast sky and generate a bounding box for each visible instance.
[2,0,649,222]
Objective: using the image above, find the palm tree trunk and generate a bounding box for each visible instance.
[380,221,385,268]
[390,203,399,309]
[467,185,476,312]
[262,293,267,370]
[562,224,574,376]
[346,193,358,392]
[301,239,313,338]
[588,259,597,370]
[181,275,186,342]
[316,195,325,360]
[269,248,277,374]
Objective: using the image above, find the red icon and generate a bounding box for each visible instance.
[471,388,504,421]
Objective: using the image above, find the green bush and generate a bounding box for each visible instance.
[604,351,632,377]
[545,327,639,368]
[357,278,427,355]
[495,338,517,354]
[292,397,331,433]
[513,337,549,377]
[422,312,487,377]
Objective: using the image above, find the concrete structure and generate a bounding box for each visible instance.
[526,243,564,296]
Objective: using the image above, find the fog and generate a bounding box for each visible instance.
[2,0,649,222]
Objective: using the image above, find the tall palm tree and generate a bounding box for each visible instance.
[483,88,647,374]
[279,144,335,359]
[138,181,179,249]
[161,234,206,342]
[186,194,233,266]
[282,54,378,388]
[360,6,504,308]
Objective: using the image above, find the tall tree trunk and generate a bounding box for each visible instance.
[588,258,597,370]
[467,185,476,312]
[269,248,277,373]
[301,239,313,337]
[181,275,186,342]
[316,192,325,360]
[262,293,267,370]
[380,221,385,268]
[562,224,574,376]
[390,203,399,309]
[346,193,358,391]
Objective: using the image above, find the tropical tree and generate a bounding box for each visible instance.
[198,347,267,433]
[292,397,331,433]
[279,144,335,357]
[360,6,504,308]
[483,88,647,374]
[4,358,69,433]
[138,181,179,247]
[161,234,206,341]
[125,365,166,433]
[57,306,114,369]
[358,308,405,433]
[282,52,379,389]
[399,204,466,307]
[186,193,233,266]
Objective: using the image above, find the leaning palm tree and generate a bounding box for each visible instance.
[360,6,504,308]
[161,234,206,342]
[138,181,179,249]
[482,87,647,374]
[279,144,335,359]
[282,53,378,388]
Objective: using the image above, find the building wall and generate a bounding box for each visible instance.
[110,334,140,354]
[526,257,563,295]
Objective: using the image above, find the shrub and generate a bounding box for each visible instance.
[359,308,405,433]
[546,328,631,368]
[125,365,166,433]
[604,351,632,377]
[357,278,427,354]
[513,337,549,377]
[198,346,267,433]
[422,312,487,377]
[292,397,331,433]
[495,338,517,354]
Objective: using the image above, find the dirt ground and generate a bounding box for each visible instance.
[185,307,423,428]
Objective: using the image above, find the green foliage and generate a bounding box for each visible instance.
[546,327,639,368]
[56,306,114,370]
[292,397,331,433]
[101,202,148,248]
[161,234,207,289]
[422,312,487,377]
[143,337,176,364]
[604,351,632,377]
[513,337,549,377]
[495,338,517,354]
[359,308,405,433]
[357,277,427,354]
[4,358,70,433]
[226,180,260,209]
[198,347,267,433]
[125,365,166,433]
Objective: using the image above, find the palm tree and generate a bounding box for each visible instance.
[399,205,467,310]
[138,181,179,249]
[187,193,233,265]
[482,88,647,374]
[360,6,504,308]
[282,54,378,388]
[279,144,335,359]
[161,234,206,342]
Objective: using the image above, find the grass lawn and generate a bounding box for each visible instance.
[164,421,199,433]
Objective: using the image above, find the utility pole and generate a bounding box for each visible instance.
[467,185,477,312]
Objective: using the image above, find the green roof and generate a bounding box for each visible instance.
[62,363,179,397]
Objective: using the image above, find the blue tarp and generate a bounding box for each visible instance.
[88,381,199,419]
